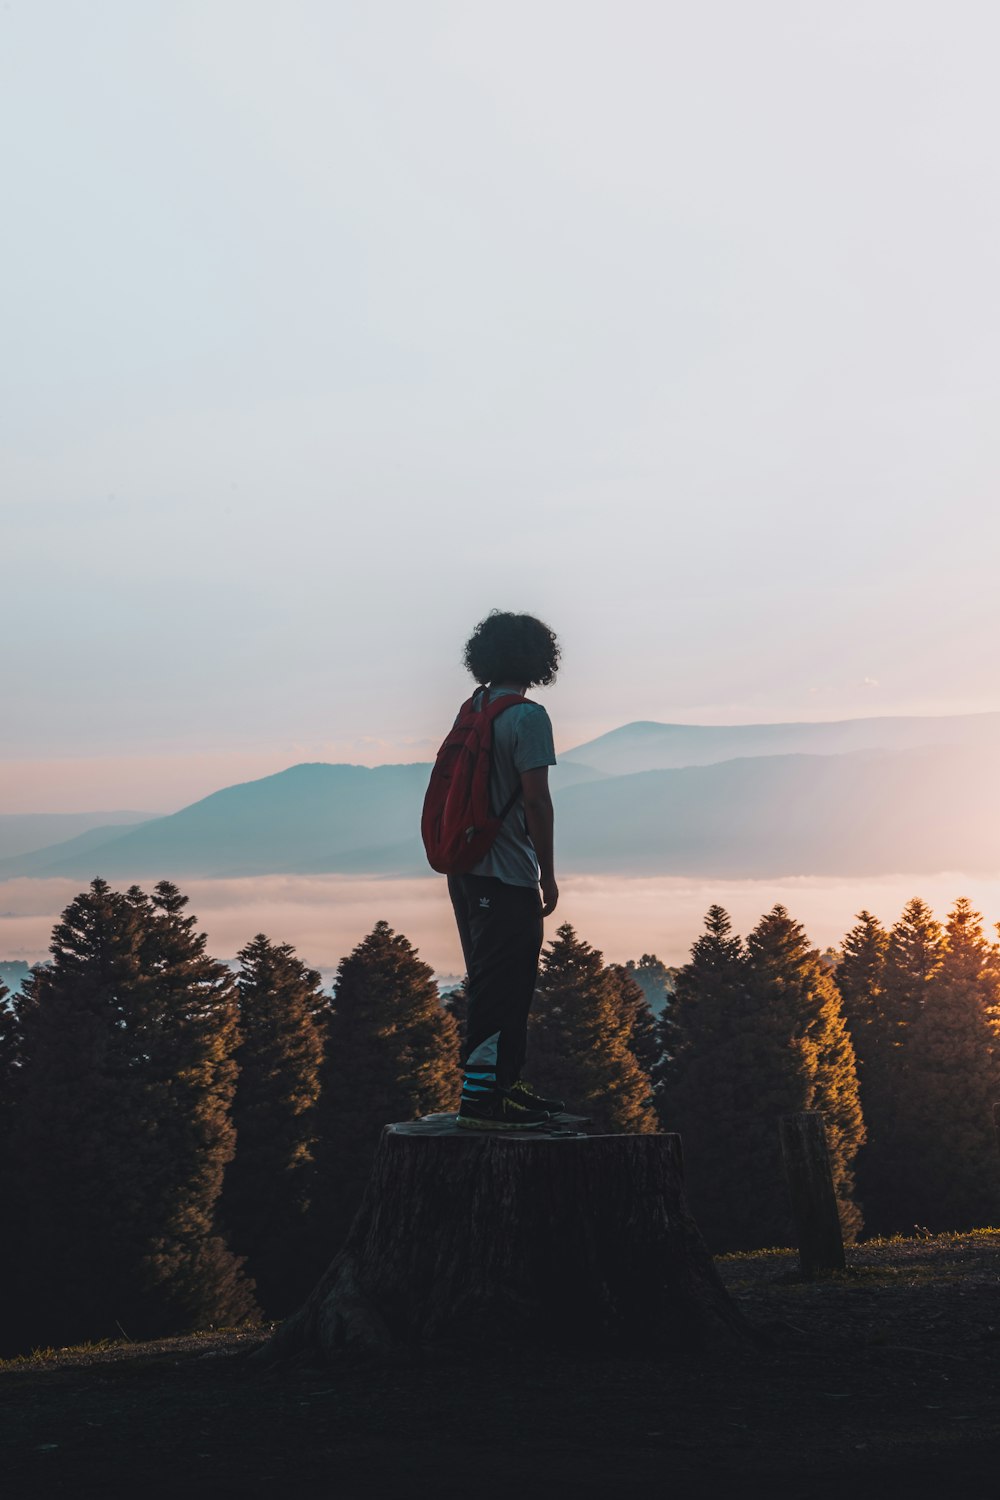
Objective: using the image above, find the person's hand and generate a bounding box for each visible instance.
[540,876,559,917]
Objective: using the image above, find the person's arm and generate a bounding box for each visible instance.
[520,765,558,916]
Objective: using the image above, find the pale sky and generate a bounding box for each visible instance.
[5,1,1000,813]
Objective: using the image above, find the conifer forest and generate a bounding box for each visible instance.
[2,877,998,1358]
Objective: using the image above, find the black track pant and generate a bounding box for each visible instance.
[448,873,544,1093]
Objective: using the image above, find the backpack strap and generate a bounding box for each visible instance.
[497,783,522,822]
[482,689,527,823]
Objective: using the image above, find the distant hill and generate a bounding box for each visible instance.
[553,746,1000,877]
[565,712,1000,776]
[0,759,609,881]
[0,822,165,878]
[549,759,610,789]
[0,764,431,880]
[3,729,998,881]
[0,811,151,863]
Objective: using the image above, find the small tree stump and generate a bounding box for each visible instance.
[779,1111,846,1277]
[263,1117,749,1363]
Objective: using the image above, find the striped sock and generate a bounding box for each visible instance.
[461,1030,501,1106]
[461,1068,497,1102]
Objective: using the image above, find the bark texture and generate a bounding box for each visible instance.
[264,1116,749,1363]
[779,1111,846,1277]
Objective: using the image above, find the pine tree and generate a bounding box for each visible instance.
[659,905,864,1251]
[223,934,326,1315]
[866,897,946,1230]
[743,906,865,1246]
[7,880,145,1348]
[607,962,660,1076]
[124,881,257,1332]
[6,879,255,1352]
[529,924,658,1134]
[884,897,944,1017]
[655,905,752,1248]
[837,911,891,1060]
[892,898,1000,1231]
[835,911,893,1228]
[314,921,461,1251]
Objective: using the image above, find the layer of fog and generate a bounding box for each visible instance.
[4,873,1000,978]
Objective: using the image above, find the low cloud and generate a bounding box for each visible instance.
[3,873,999,976]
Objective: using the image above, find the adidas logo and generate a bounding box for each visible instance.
[479,896,491,909]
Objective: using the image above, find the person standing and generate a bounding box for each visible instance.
[443,610,565,1130]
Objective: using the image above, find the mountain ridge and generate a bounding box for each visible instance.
[4,711,998,881]
[565,710,1000,775]
[3,742,997,882]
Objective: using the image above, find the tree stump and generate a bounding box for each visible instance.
[263,1116,750,1363]
[779,1112,846,1277]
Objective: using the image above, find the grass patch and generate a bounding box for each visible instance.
[0,1323,272,1373]
[859,1227,1000,1248]
[0,1339,117,1370]
[716,1245,795,1263]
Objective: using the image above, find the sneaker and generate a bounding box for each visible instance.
[456,1090,550,1131]
[508,1079,566,1115]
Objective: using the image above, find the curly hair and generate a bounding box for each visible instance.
[463,610,561,688]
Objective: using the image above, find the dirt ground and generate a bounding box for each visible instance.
[3,1232,1000,1499]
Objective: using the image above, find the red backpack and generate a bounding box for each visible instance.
[421,687,528,874]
